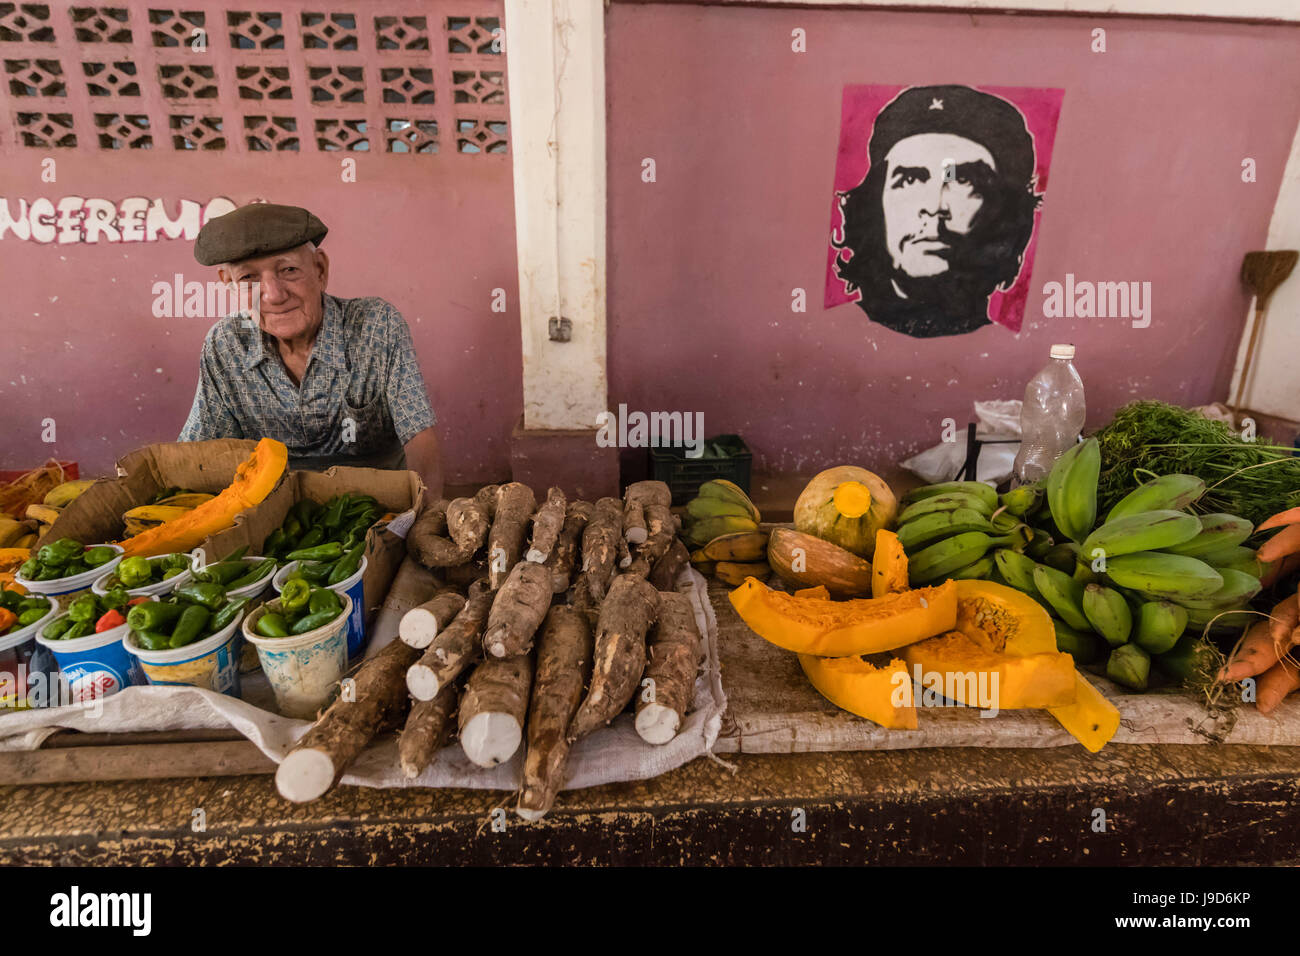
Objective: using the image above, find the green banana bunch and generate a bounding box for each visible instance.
[1032,564,1092,631]
[1080,510,1201,561]
[901,481,999,512]
[1045,437,1101,543]
[994,549,1040,596]
[897,507,993,553]
[1103,551,1224,601]
[1082,584,1132,646]
[908,529,1028,585]
[1162,513,1254,558]
[897,492,994,525]
[1053,618,1104,664]
[1106,473,1205,523]
[1132,601,1188,654]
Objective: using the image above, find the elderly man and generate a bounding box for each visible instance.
[179,203,443,498]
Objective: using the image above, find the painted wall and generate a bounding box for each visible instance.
[0,1,518,483]
[605,6,1300,476]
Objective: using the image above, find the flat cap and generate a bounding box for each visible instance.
[194,202,327,266]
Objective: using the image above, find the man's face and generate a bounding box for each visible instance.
[880,133,995,279]
[219,243,329,342]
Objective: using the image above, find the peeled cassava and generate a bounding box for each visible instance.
[793,465,898,559]
[728,576,956,657]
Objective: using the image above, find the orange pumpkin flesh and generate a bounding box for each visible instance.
[798,654,917,729]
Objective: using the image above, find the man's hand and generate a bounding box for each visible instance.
[404,426,444,502]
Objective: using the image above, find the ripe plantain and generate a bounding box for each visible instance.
[701,530,769,563]
[714,560,771,587]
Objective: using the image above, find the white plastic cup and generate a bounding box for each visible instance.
[125,608,246,696]
[34,609,146,701]
[242,594,351,720]
[273,557,368,658]
[15,544,124,603]
[91,552,194,600]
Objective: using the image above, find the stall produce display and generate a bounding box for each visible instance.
[0,588,52,635]
[17,538,118,582]
[0,463,82,526]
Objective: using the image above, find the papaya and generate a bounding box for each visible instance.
[900,630,1077,710]
[767,527,874,597]
[728,576,956,657]
[798,655,917,729]
[117,438,288,557]
[793,465,898,558]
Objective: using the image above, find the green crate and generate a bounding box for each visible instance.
[648,434,753,505]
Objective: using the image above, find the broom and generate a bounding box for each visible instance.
[1231,250,1298,418]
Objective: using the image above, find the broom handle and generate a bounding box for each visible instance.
[1231,297,1272,416]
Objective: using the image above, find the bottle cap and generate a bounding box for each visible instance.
[1050,344,1075,360]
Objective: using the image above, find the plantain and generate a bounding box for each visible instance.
[684,515,759,549]
[1161,513,1254,558]
[908,530,1023,585]
[1107,644,1151,690]
[1041,542,1081,576]
[1024,531,1055,560]
[0,517,23,548]
[1132,601,1188,655]
[1052,618,1104,664]
[24,503,62,526]
[1033,564,1093,632]
[896,507,992,553]
[993,549,1041,596]
[1081,584,1133,646]
[1205,545,1264,579]
[1045,437,1100,544]
[701,530,769,562]
[714,560,771,587]
[1105,473,1205,523]
[1171,568,1261,611]
[122,504,193,536]
[1103,551,1224,601]
[153,492,215,509]
[43,478,96,508]
[1080,510,1201,561]
[696,480,760,523]
[946,554,995,580]
[896,492,994,525]
[1000,482,1043,518]
[901,481,999,512]
[13,533,36,548]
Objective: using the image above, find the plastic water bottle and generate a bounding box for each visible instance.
[1013,344,1086,485]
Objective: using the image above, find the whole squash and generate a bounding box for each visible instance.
[793,466,898,559]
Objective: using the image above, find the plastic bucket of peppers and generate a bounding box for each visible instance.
[272,545,368,658]
[35,589,147,701]
[120,578,254,696]
[91,552,194,600]
[0,588,57,709]
[242,577,352,720]
[196,551,278,602]
[15,539,124,600]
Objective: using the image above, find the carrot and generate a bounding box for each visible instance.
[1258,505,1300,531]
[1220,617,1295,682]
[1256,660,1300,715]
[1257,523,1300,563]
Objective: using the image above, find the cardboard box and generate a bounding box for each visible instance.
[41,440,426,636]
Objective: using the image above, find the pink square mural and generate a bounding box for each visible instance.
[825,83,1064,338]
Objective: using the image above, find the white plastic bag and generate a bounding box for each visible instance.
[901,400,1023,486]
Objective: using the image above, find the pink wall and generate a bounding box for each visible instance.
[606,7,1300,476]
[0,2,518,483]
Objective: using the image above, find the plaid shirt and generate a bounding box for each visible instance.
[179,293,436,459]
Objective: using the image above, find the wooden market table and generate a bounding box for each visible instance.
[2,581,1300,865]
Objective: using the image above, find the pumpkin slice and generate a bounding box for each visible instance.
[794,585,831,600]
[871,529,908,598]
[729,576,956,657]
[768,527,874,597]
[799,655,917,729]
[117,437,289,557]
[900,630,1077,710]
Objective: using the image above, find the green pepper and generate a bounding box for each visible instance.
[18,597,50,614]
[345,495,377,517]
[210,596,250,634]
[133,628,171,651]
[327,542,365,586]
[196,560,252,585]
[320,495,350,531]
[17,607,48,627]
[83,546,116,569]
[67,594,100,623]
[295,561,333,585]
[18,558,40,579]
[38,538,83,568]
[101,586,130,612]
[293,498,320,528]
[285,542,344,563]
[261,528,288,558]
[35,566,62,582]
[64,620,92,640]
[226,558,275,591]
[127,600,185,632]
[43,616,73,640]
[291,608,338,635]
[117,556,153,588]
[0,590,20,611]
[294,526,326,552]
[171,582,227,611]
[169,604,211,649]
[280,577,311,613]
[308,587,342,615]
[218,545,249,563]
[256,612,290,638]
[282,515,303,542]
